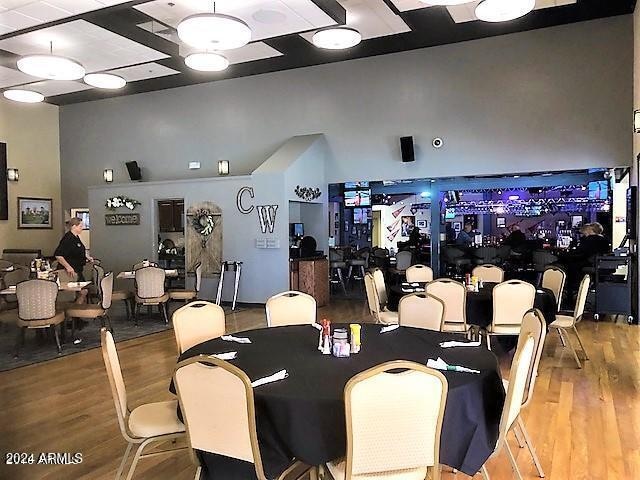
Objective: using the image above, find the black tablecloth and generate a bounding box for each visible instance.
[174,324,505,477]
[388,282,557,327]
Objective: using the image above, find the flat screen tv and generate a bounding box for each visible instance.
[344,181,369,189]
[290,223,304,237]
[588,180,609,200]
[344,190,371,207]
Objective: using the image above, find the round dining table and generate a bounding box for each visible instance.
[174,324,505,478]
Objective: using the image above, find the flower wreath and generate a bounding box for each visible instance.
[105,196,141,211]
[191,209,217,236]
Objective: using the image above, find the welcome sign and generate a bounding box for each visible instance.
[105,213,140,225]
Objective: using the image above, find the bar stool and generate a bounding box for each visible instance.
[346,250,369,289]
[329,249,347,295]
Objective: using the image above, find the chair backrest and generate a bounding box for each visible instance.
[0,259,13,269]
[573,275,591,323]
[471,264,504,283]
[541,267,565,310]
[405,265,434,283]
[372,269,388,307]
[425,279,466,326]
[174,355,267,479]
[135,266,166,298]
[265,291,316,327]
[16,279,58,321]
[100,328,129,439]
[492,280,536,327]
[193,262,203,293]
[343,361,447,478]
[364,273,382,320]
[398,293,445,331]
[173,301,226,353]
[93,263,106,295]
[3,267,29,286]
[517,309,547,408]
[395,250,413,271]
[101,272,114,310]
[497,336,535,447]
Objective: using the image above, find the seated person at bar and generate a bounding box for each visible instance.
[299,236,318,258]
[398,226,421,250]
[561,222,610,290]
[456,223,477,248]
[503,225,526,247]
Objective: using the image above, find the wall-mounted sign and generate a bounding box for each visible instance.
[105,213,140,225]
[236,186,279,234]
[236,186,255,214]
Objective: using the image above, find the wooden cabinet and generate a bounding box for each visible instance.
[290,258,329,307]
[158,200,184,232]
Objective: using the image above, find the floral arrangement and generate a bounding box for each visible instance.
[294,185,322,202]
[192,209,217,237]
[105,196,141,211]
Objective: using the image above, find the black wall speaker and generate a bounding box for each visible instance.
[400,136,415,163]
[125,161,142,181]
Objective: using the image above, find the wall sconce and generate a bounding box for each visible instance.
[103,169,113,183]
[634,110,640,133]
[218,160,229,176]
[6,168,18,181]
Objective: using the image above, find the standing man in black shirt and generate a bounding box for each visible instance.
[55,217,93,282]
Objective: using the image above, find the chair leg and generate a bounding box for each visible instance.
[556,328,566,347]
[572,325,589,360]
[336,268,346,295]
[134,303,140,326]
[105,313,114,333]
[346,266,353,289]
[517,417,545,478]
[160,303,169,324]
[194,465,202,480]
[480,465,491,480]
[52,325,62,354]
[125,440,150,480]
[115,442,133,480]
[309,466,319,480]
[124,299,131,321]
[560,328,582,368]
[14,326,26,358]
[504,441,524,480]
[513,424,526,448]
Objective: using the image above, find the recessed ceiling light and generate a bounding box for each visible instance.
[84,73,126,89]
[3,89,45,103]
[17,54,85,80]
[177,13,251,50]
[475,0,535,23]
[312,27,361,50]
[185,52,229,72]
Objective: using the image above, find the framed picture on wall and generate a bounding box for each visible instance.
[557,220,567,229]
[400,216,415,237]
[571,215,583,228]
[496,217,506,228]
[416,220,427,228]
[71,208,90,230]
[453,222,462,233]
[18,197,52,229]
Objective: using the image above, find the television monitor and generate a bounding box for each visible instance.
[344,181,369,189]
[353,208,363,224]
[445,208,456,220]
[290,223,304,237]
[588,180,609,200]
[344,190,371,207]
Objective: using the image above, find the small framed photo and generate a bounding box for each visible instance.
[416,219,428,228]
[496,217,506,228]
[18,197,52,229]
[71,208,90,230]
[571,215,583,228]
[453,222,462,232]
[556,220,567,229]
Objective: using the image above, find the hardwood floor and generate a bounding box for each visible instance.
[1,297,638,480]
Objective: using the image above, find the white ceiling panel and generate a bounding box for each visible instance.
[0,20,169,73]
[180,41,283,65]
[390,0,576,22]
[108,62,180,82]
[0,64,36,87]
[22,79,92,96]
[134,0,337,44]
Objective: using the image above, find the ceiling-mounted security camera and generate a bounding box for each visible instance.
[432,137,444,149]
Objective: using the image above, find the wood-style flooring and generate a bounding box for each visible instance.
[0,297,638,480]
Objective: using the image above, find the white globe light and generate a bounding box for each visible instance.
[420,1,474,5]
[84,73,126,89]
[312,27,361,50]
[475,0,536,23]
[3,89,45,103]
[17,54,85,80]
[185,52,229,72]
[177,13,251,50]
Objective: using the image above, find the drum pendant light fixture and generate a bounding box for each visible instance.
[475,0,535,23]
[17,42,85,81]
[177,2,251,50]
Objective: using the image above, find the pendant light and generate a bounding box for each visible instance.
[312,26,361,50]
[3,89,45,103]
[185,52,229,72]
[475,0,535,23]
[84,73,127,89]
[177,2,251,50]
[17,42,85,81]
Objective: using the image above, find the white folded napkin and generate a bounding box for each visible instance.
[5,266,14,271]
[210,351,237,360]
[427,357,480,374]
[401,288,415,293]
[311,323,322,331]
[380,324,400,333]
[7,285,16,291]
[67,282,79,287]
[410,282,421,287]
[221,335,252,344]
[536,289,545,294]
[439,340,482,348]
[251,369,288,388]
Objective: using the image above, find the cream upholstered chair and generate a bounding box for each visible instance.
[173,300,225,353]
[425,279,468,335]
[265,291,317,327]
[502,309,547,478]
[485,280,536,349]
[0,259,13,269]
[169,262,202,302]
[323,360,447,480]
[372,268,389,309]
[398,293,445,331]
[1,266,29,308]
[480,336,536,480]
[15,279,65,356]
[541,266,566,311]
[65,272,115,334]
[134,266,169,325]
[174,355,311,480]
[364,273,398,325]
[405,264,434,284]
[472,264,504,284]
[101,328,186,480]
[549,275,590,368]
[94,263,134,320]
